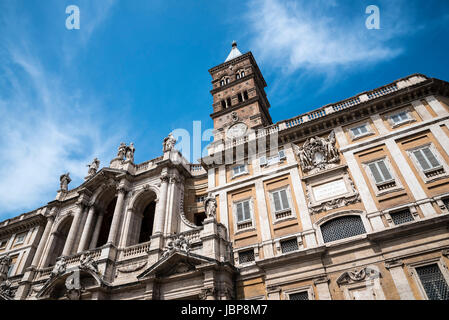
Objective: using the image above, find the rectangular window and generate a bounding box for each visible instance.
[272,189,290,212]
[0,240,8,250]
[15,233,26,245]
[236,200,252,223]
[368,159,394,184]
[390,209,414,225]
[233,164,247,177]
[238,249,255,264]
[7,256,18,277]
[351,124,368,138]
[281,238,299,254]
[413,147,441,172]
[260,150,286,167]
[289,292,309,300]
[195,195,206,203]
[443,198,449,211]
[391,111,409,124]
[416,264,449,300]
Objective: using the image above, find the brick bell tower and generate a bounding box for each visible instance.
[208,41,272,142]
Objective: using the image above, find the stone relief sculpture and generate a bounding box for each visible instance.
[59,173,71,191]
[0,255,11,283]
[293,130,340,173]
[116,142,135,162]
[163,133,176,152]
[161,234,190,259]
[79,253,99,274]
[117,142,127,159]
[86,158,100,179]
[50,257,67,279]
[204,193,217,219]
[336,267,381,285]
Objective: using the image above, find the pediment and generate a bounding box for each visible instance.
[137,250,215,279]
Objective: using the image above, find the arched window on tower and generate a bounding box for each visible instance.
[243,90,249,101]
[237,93,243,103]
[221,100,226,109]
[241,70,245,78]
[220,79,225,86]
[226,97,232,108]
[226,78,230,84]
[236,73,241,80]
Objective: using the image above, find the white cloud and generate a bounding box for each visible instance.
[0,1,124,219]
[247,0,403,73]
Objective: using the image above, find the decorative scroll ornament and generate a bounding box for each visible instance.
[161,234,191,259]
[294,131,340,173]
[336,267,381,285]
[204,193,217,218]
[163,133,177,153]
[0,255,14,299]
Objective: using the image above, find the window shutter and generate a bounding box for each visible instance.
[236,203,243,222]
[273,192,281,212]
[280,189,289,210]
[243,201,251,220]
[369,163,383,184]
[422,148,440,168]
[377,160,392,181]
[414,150,431,171]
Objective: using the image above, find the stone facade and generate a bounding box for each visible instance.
[1,44,449,300]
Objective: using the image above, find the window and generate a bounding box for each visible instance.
[281,238,299,254]
[351,124,369,138]
[243,90,249,100]
[238,249,255,264]
[7,256,18,277]
[289,292,309,300]
[226,78,230,84]
[194,212,207,226]
[15,233,26,245]
[412,147,442,172]
[232,164,248,178]
[416,264,449,300]
[241,71,245,78]
[443,198,449,211]
[0,239,8,250]
[195,195,206,203]
[260,150,286,167]
[237,93,243,103]
[220,80,225,86]
[321,216,366,243]
[389,209,414,225]
[226,97,232,108]
[236,73,241,80]
[236,200,252,223]
[221,100,226,109]
[390,111,409,125]
[272,189,290,212]
[368,159,393,185]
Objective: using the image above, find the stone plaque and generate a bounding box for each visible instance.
[312,179,348,202]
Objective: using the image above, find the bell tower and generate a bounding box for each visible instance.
[208,42,272,141]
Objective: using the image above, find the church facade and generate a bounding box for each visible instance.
[1,43,449,300]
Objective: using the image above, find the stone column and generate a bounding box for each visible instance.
[153,175,169,235]
[77,205,96,252]
[385,259,415,300]
[120,208,138,247]
[314,277,332,300]
[426,95,447,117]
[39,230,57,268]
[31,214,55,267]
[107,186,128,245]
[62,202,85,256]
[89,210,104,249]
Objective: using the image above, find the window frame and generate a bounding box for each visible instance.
[385,108,416,128]
[362,156,403,197]
[283,286,315,300]
[233,198,255,233]
[348,122,374,141]
[408,257,449,300]
[231,163,249,179]
[268,186,297,223]
[318,214,368,245]
[260,150,286,168]
[406,143,449,183]
[0,238,9,250]
[14,232,27,245]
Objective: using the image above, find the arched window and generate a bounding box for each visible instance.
[220,80,225,86]
[241,70,245,78]
[237,93,243,103]
[226,97,232,108]
[46,216,73,266]
[243,90,249,101]
[320,215,366,243]
[226,78,230,84]
[236,73,240,80]
[138,202,156,243]
[221,100,226,109]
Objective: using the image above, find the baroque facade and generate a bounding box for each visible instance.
[1,43,449,300]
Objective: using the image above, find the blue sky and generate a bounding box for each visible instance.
[0,0,448,219]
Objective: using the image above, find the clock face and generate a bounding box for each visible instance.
[227,122,248,139]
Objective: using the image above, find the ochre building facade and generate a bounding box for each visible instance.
[1,43,449,300]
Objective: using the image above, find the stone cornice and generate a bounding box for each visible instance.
[0,214,46,237]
